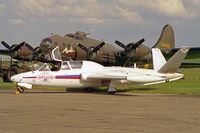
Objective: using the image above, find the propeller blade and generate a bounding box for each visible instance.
[93,42,105,53]
[77,43,88,52]
[127,38,145,51]
[24,42,34,51]
[1,41,12,50]
[115,40,127,50]
[13,41,26,51]
[134,38,145,48]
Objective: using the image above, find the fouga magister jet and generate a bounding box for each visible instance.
[11,46,189,94]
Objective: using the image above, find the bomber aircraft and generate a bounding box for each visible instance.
[1,25,175,65]
[11,47,189,94]
[0,25,176,81]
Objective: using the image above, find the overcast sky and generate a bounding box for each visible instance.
[0,0,200,49]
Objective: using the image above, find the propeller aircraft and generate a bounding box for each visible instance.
[1,25,175,65]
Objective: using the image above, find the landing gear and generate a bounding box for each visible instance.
[107,81,116,94]
[15,87,24,94]
[108,90,116,94]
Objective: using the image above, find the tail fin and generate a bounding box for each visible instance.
[153,24,175,49]
[152,48,166,71]
[153,47,190,73]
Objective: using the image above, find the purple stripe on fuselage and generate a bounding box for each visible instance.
[55,75,81,79]
[22,75,81,79]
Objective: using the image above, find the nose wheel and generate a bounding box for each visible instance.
[16,87,24,94]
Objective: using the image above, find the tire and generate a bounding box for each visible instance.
[108,91,116,94]
[17,87,24,93]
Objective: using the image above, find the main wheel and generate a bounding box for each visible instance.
[108,91,116,94]
[16,87,24,94]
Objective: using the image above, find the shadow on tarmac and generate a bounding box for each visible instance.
[0,88,141,97]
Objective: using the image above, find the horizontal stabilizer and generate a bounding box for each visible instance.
[158,47,190,73]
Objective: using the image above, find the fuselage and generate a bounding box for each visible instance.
[11,61,183,89]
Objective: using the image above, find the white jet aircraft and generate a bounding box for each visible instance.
[11,47,189,94]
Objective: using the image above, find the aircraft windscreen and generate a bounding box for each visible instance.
[65,33,74,38]
[51,46,62,61]
[40,38,53,53]
[69,61,83,69]
[61,62,70,70]
[41,38,52,46]
[38,63,50,71]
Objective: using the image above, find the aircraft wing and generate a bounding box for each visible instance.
[81,70,127,81]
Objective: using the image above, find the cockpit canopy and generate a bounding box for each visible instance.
[39,63,51,71]
[38,61,83,71]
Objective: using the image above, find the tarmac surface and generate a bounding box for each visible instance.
[0,89,200,133]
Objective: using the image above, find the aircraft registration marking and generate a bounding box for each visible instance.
[161,43,170,48]
[38,73,54,82]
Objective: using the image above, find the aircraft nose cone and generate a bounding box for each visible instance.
[11,75,22,82]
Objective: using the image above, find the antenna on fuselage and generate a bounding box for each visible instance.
[134,63,137,68]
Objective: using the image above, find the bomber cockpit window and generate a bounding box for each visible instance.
[61,62,70,70]
[65,33,74,38]
[69,61,83,69]
[40,38,53,53]
[38,63,50,71]
[41,38,53,47]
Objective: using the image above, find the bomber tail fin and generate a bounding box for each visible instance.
[152,47,190,73]
[153,24,175,49]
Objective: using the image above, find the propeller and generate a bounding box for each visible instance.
[77,42,105,60]
[1,41,34,59]
[1,41,13,51]
[115,38,145,66]
[115,38,145,52]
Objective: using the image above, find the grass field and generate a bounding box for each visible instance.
[0,68,200,94]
